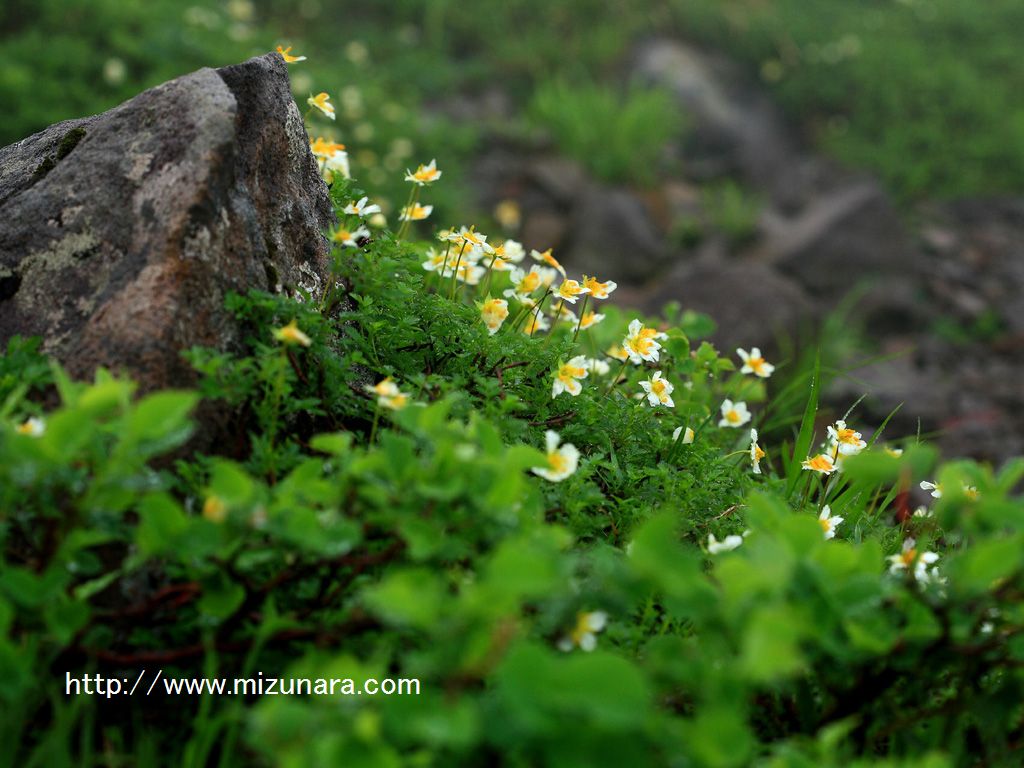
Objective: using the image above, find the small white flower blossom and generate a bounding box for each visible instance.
[558,611,607,652]
[622,319,667,364]
[818,505,844,540]
[802,453,837,474]
[707,533,744,554]
[552,356,590,398]
[737,347,775,378]
[920,481,942,498]
[343,196,381,217]
[673,426,695,444]
[718,399,751,428]
[331,225,369,248]
[639,371,675,407]
[828,420,867,456]
[480,298,509,336]
[887,538,940,579]
[750,428,765,474]
[16,417,46,437]
[532,430,580,482]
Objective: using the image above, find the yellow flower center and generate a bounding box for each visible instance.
[519,273,540,293]
[558,364,585,383]
[627,337,653,356]
[805,455,833,472]
[726,409,742,424]
[203,496,227,523]
[748,356,766,373]
[819,517,831,533]
[901,548,917,568]
[548,452,569,473]
[651,379,667,395]
[836,428,859,444]
[559,281,583,297]
[754,445,765,461]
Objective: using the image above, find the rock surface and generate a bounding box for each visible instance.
[0,53,333,392]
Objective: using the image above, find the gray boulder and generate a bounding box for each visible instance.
[0,53,334,392]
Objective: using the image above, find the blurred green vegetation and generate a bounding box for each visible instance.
[4,0,1023,198]
[529,80,683,186]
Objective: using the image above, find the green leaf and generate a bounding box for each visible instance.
[786,350,820,497]
[362,569,445,629]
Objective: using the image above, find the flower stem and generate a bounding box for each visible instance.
[572,294,590,343]
[604,357,629,397]
[449,241,469,300]
[482,253,498,298]
[395,185,419,241]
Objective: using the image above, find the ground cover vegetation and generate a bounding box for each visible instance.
[2,50,1024,765]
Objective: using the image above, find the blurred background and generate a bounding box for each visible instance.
[4,0,1024,458]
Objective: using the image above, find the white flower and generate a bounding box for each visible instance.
[920,481,942,498]
[557,611,607,652]
[307,92,335,120]
[322,149,350,180]
[827,420,867,456]
[404,158,441,185]
[531,430,580,482]
[500,239,526,262]
[331,225,369,248]
[503,265,544,301]
[480,298,509,335]
[802,453,837,474]
[583,358,611,376]
[817,505,843,540]
[454,262,486,285]
[399,203,433,221]
[365,378,409,410]
[913,506,933,519]
[737,347,774,378]
[639,371,674,407]
[582,276,617,300]
[16,417,45,437]
[673,426,695,444]
[531,247,566,277]
[552,356,589,398]
[343,196,381,217]
[718,399,751,428]
[750,428,765,474]
[622,319,667,364]
[453,226,495,255]
[422,247,453,276]
[707,533,744,554]
[887,538,940,578]
[554,279,590,304]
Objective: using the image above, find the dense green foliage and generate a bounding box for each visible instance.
[3,173,1024,765]
[671,0,1024,199]
[529,80,683,186]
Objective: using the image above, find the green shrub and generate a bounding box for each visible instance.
[530,79,684,186]
[670,0,1024,200]
[2,160,1024,768]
